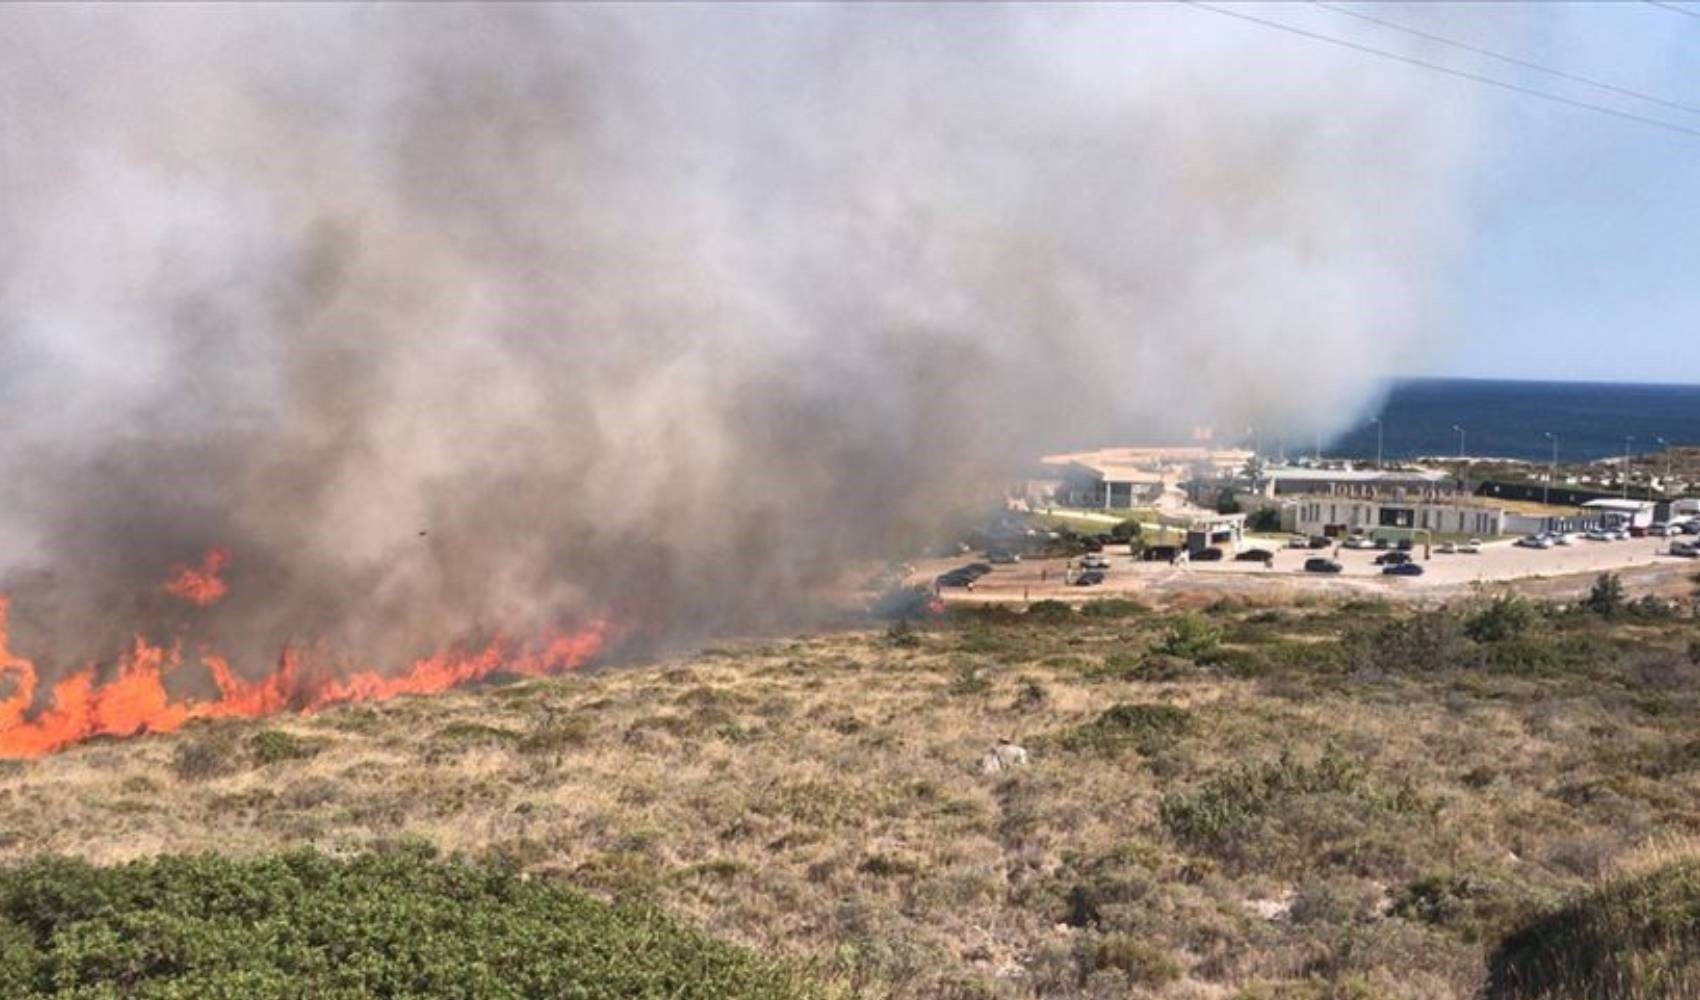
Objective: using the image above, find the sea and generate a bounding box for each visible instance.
[1323,378,1700,464]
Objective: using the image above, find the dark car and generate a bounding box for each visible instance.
[1073,570,1105,586]
[1193,547,1225,561]
[987,549,1020,565]
[1373,551,1410,566]
[963,563,993,578]
[1373,538,1391,550]
[1143,545,1180,562]
[1396,539,1414,552]
[935,571,974,588]
[1308,536,1332,549]
[1234,548,1275,562]
[1081,539,1104,553]
[1303,558,1343,573]
[1383,562,1424,577]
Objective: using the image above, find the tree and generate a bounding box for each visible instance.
[1214,489,1243,515]
[1247,507,1281,533]
[1585,573,1625,618]
[1110,519,1142,542]
[1465,595,1535,643]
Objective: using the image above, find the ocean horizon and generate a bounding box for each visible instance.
[1319,377,1700,464]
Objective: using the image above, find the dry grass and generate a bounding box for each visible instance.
[3,601,1700,998]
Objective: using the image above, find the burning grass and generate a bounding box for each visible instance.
[1,597,1699,996]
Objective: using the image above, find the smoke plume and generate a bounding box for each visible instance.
[0,4,1479,670]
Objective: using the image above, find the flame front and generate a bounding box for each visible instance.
[0,550,608,759]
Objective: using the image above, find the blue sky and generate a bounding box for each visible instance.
[1208,2,1700,384]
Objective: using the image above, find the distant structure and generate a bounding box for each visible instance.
[1037,447,1251,510]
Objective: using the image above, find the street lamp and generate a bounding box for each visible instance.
[1543,432,1557,506]
[1453,424,1466,461]
[1624,436,1634,500]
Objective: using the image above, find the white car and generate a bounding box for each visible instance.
[1610,528,1631,541]
[1549,532,1572,545]
[1458,539,1483,554]
[1650,523,1674,537]
[1287,535,1312,549]
[1517,535,1553,549]
[1343,537,1374,550]
[1584,529,1612,541]
[1081,554,1111,570]
[1435,541,1457,554]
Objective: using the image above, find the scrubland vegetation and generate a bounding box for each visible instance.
[4,578,1700,998]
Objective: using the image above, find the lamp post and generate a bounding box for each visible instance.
[1453,424,1467,494]
[1657,437,1670,500]
[1543,432,1557,506]
[1623,436,1634,500]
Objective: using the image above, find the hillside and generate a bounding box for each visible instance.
[4,590,1700,998]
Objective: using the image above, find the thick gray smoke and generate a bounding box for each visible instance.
[0,4,1478,669]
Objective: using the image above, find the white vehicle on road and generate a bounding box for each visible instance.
[1458,539,1483,554]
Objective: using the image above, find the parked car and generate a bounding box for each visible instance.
[1373,538,1392,550]
[963,563,992,578]
[1081,554,1111,570]
[1343,537,1374,550]
[1235,548,1275,562]
[1193,547,1225,561]
[1072,570,1105,586]
[1650,523,1675,537]
[1308,536,1332,549]
[1396,539,1414,552]
[987,549,1021,564]
[1287,536,1312,549]
[1374,551,1411,566]
[1584,529,1612,542]
[1672,541,1699,558]
[1459,539,1483,554]
[1609,528,1631,541]
[1435,541,1457,554]
[1081,539,1103,553]
[1303,558,1343,574]
[1680,520,1700,535]
[1383,562,1425,577]
[1517,535,1553,549]
[1551,532,1574,546]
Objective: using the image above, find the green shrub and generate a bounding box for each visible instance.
[1466,596,1537,644]
[0,849,812,999]
[1487,855,1700,999]
[171,733,239,782]
[1159,749,1418,850]
[1026,600,1075,622]
[1079,598,1147,619]
[1060,703,1192,756]
[1159,614,1221,659]
[1092,933,1181,986]
[249,729,327,765]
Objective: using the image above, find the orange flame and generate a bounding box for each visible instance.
[0,552,608,759]
[162,547,230,607]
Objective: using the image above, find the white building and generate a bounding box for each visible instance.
[1282,497,1504,539]
[1581,498,1657,529]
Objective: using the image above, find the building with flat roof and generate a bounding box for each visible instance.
[1282,497,1505,539]
[1039,446,1252,510]
[1581,498,1657,529]
[1261,466,1455,501]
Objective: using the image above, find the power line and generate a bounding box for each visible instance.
[1646,1,1700,22]
[1315,1,1700,117]
[1183,1,1700,141]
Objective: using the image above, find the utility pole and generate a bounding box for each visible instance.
[1543,432,1557,506]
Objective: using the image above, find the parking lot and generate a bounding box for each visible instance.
[912,531,1697,606]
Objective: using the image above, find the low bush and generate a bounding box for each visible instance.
[0,848,812,999]
[1060,703,1192,757]
[249,729,327,765]
[1487,855,1700,999]
[1159,614,1221,659]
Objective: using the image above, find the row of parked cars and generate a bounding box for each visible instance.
[1301,555,1425,576]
